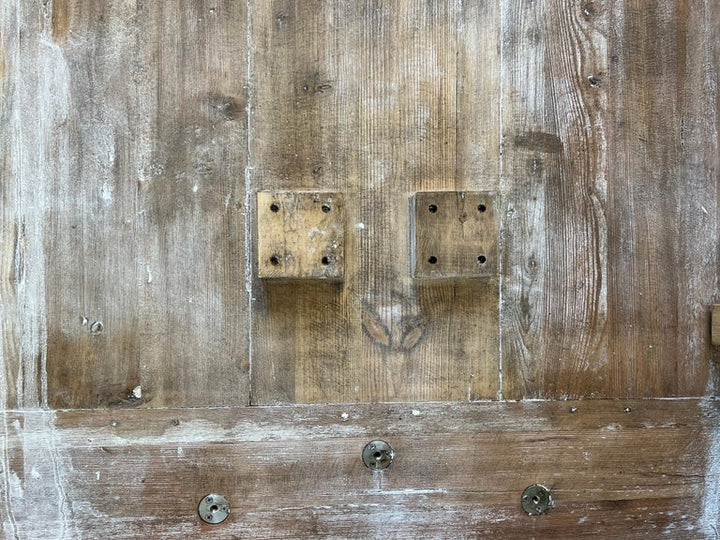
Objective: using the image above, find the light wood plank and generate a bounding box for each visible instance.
[0,1,250,408]
[250,0,500,404]
[256,191,345,280]
[500,0,611,398]
[0,400,716,538]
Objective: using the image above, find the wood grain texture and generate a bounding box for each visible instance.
[501,0,610,399]
[256,191,345,279]
[411,192,497,279]
[249,0,500,404]
[0,400,717,538]
[713,306,720,347]
[500,0,719,399]
[0,1,249,409]
[606,0,719,397]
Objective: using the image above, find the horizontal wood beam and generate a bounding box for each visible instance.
[2,400,718,538]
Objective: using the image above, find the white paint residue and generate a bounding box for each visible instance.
[20,412,76,538]
[8,472,23,499]
[95,471,100,481]
[340,413,349,421]
[146,265,153,284]
[131,386,142,399]
[100,180,114,203]
[700,404,720,538]
[363,488,447,497]
[192,183,199,193]
[411,410,421,416]
[356,222,366,230]
[177,447,185,458]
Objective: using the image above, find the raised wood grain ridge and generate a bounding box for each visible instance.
[0,400,717,539]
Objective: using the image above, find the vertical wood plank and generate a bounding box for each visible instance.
[0,0,24,410]
[1,2,60,409]
[42,1,144,408]
[250,1,500,404]
[606,0,719,397]
[0,0,250,409]
[133,1,249,407]
[501,0,609,398]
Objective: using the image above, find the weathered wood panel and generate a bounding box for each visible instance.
[500,0,610,399]
[2,1,719,409]
[605,0,719,397]
[249,0,500,404]
[0,400,717,538]
[0,1,249,409]
[501,0,719,399]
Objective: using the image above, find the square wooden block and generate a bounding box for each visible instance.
[411,191,498,278]
[712,305,720,346]
[257,191,345,279]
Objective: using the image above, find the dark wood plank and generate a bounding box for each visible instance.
[0,1,250,408]
[0,400,717,538]
[250,0,501,404]
[500,0,609,399]
[606,0,719,397]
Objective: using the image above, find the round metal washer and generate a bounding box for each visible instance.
[362,440,394,470]
[198,493,230,524]
[521,484,553,515]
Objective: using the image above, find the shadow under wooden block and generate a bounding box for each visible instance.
[411,191,498,279]
[257,191,345,280]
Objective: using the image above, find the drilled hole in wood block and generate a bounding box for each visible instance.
[257,191,345,279]
[411,191,497,279]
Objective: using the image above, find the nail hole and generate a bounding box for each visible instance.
[477,255,487,264]
[270,203,279,212]
[428,256,438,264]
[624,407,632,413]
[478,204,487,212]
[90,321,104,336]
[321,204,331,213]
[270,256,280,266]
[206,497,213,503]
[532,496,540,504]
[210,505,218,513]
[428,204,438,213]
[321,256,330,265]
[374,451,382,458]
[588,74,600,87]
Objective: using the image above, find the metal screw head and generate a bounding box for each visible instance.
[362,440,394,470]
[198,494,230,524]
[521,484,553,515]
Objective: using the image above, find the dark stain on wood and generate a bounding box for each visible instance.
[51,0,71,41]
[513,131,564,154]
[362,307,392,349]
